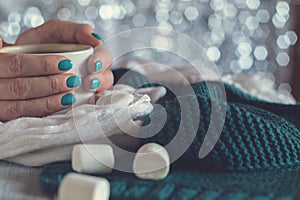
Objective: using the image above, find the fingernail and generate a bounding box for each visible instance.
[95,60,102,72]
[91,78,100,89]
[59,60,72,71]
[61,93,76,106]
[66,76,82,88]
[92,33,104,42]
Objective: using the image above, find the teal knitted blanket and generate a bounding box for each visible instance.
[115,68,300,172]
[40,162,300,199]
[39,69,300,199]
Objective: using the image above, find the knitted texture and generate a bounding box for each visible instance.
[39,69,300,199]
[40,162,300,199]
[141,82,300,172]
[114,68,300,171]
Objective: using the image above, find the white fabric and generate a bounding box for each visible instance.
[221,73,296,104]
[0,60,296,167]
[1,85,153,166]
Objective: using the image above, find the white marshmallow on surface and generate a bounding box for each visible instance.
[133,143,170,180]
[72,144,115,174]
[58,173,110,200]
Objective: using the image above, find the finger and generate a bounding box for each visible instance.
[84,70,114,93]
[16,19,104,47]
[0,53,72,78]
[89,91,104,104]
[87,45,112,74]
[0,73,81,100]
[94,91,104,103]
[0,92,76,121]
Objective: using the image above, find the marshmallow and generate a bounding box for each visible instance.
[133,143,170,180]
[72,144,115,174]
[58,173,110,200]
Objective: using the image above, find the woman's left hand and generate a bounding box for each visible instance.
[15,19,114,102]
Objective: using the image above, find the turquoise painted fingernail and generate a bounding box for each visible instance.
[91,78,100,89]
[61,93,76,106]
[58,60,72,71]
[92,33,104,42]
[95,60,102,72]
[66,76,82,88]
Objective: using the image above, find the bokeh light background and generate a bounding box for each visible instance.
[0,0,296,95]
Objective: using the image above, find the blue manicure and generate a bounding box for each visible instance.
[91,78,100,89]
[66,76,82,88]
[61,94,76,106]
[95,60,103,72]
[92,33,104,42]
[58,60,72,71]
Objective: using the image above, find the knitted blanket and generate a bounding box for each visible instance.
[40,69,300,199]
[115,69,300,172]
[40,162,300,200]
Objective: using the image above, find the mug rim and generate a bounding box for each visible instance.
[0,43,92,54]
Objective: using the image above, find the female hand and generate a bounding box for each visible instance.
[0,19,113,121]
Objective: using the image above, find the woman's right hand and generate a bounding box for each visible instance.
[0,36,80,121]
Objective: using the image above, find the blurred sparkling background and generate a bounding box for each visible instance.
[0,0,297,94]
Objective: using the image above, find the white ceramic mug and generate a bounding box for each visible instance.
[0,43,94,114]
